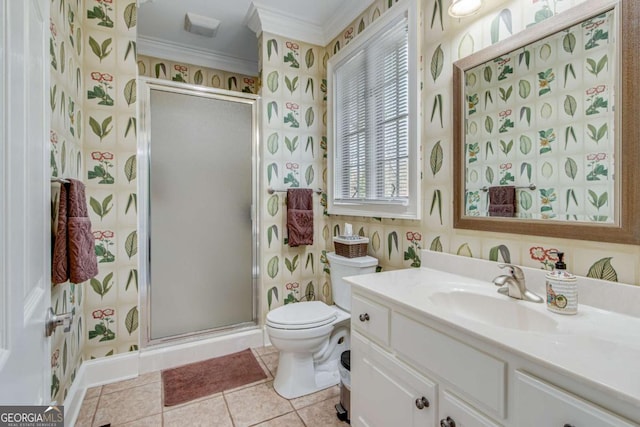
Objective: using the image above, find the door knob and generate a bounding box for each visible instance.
[440,416,456,427]
[45,307,73,337]
[415,396,430,409]
[359,313,370,322]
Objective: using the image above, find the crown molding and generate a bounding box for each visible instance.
[244,2,325,45]
[137,35,258,76]
[323,0,375,44]
[245,0,374,47]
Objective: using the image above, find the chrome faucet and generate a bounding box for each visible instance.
[493,264,543,303]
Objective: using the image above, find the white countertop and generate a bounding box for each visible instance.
[346,266,640,408]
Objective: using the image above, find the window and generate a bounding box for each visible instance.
[328,0,419,219]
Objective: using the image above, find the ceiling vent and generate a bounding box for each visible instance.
[184,12,221,37]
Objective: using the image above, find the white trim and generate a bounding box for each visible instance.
[244,0,375,46]
[64,329,264,426]
[327,0,421,220]
[138,328,263,374]
[137,35,258,76]
[63,352,139,427]
[0,0,6,355]
[244,2,324,45]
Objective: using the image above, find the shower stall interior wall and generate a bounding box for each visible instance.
[138,79,259,346]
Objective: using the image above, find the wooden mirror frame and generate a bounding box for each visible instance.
[453,0,639,244]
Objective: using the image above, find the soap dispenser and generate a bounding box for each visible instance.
[545,252,577,315]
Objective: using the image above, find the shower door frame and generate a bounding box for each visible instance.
[137,78,261,347]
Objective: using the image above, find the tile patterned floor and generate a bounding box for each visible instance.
[75,346,347,427]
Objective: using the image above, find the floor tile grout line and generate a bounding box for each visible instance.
[100,377,162,397]
[91,382,163,426]
[246,409,298,427]
[221,388,237,427]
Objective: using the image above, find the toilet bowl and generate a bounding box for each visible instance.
[266,253,377,399]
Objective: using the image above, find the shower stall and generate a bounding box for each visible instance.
[138,79,259,346]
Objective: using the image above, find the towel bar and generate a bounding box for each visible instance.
[478,184,536,192]
[268,188,322,195]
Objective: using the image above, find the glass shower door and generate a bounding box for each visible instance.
[140,82,258,343]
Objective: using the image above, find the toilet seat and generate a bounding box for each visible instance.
[266,301,337,330]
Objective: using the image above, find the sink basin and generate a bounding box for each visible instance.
[429,291,559,332]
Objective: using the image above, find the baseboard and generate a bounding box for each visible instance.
[64,351,138,427]
[63,364,85,427]
[139,328,264,373]
[63,328,264,426]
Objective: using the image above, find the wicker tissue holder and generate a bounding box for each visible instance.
[333,236,369,258]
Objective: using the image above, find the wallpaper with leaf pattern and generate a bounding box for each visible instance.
[137,54,258,94]
[259,33,331,314]
[81,0,139,361]
[49,0,85,404]
[463,10,615,221]
[324,0,639,285]
[50,1,264,401]
[48,1,639,403]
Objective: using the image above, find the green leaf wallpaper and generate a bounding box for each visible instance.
[324,0,637,281]
[82,0,139,365]
[49,0,85,404]
[47,0,639,406]
[137,55,257,95]
[260,31,328,315]
[463,9,615,221]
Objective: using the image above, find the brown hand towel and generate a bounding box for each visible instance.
[52,184,69,284]
[52,179,99,284]
[287,188,313,247]
[488,204,515,217]
[67,179,98,283]
[488,185,515,205]
[488,186,516,217]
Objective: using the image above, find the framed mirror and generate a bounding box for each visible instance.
[453,0,639,244]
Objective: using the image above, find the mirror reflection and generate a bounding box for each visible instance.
[461,9,616,223]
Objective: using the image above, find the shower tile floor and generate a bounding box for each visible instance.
[75,346,347,427]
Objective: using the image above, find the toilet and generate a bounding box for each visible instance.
[266,252,378,399]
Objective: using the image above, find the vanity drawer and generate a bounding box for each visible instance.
[392,312,506,419]
[352,295,390,346]
[440,390,502,427]
[514,371,637,427]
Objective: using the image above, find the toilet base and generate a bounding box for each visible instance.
[273,354,341,399]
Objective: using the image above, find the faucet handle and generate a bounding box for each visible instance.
[497,263,525,280]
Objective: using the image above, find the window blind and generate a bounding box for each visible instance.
[334,15,409,203]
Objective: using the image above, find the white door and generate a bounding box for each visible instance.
[0,0,51,404]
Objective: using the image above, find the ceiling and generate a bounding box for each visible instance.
[137,0,374,76]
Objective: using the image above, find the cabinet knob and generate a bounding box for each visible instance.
[440,416,456,427]
[359,313,370,322]
[415,396,430,409]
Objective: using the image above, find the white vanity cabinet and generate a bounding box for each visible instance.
[351,288,640,427]
[513,371,637,427]
[351,332,437,426]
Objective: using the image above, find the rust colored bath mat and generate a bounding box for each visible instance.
[161,348,267,406]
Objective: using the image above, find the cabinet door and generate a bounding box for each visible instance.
[439,391,502,427]
[352,333,437,427]
[514,371,637,427]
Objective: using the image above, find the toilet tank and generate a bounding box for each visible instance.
[327,252,378,312]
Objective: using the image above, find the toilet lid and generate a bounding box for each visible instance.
[266,301,337,330]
